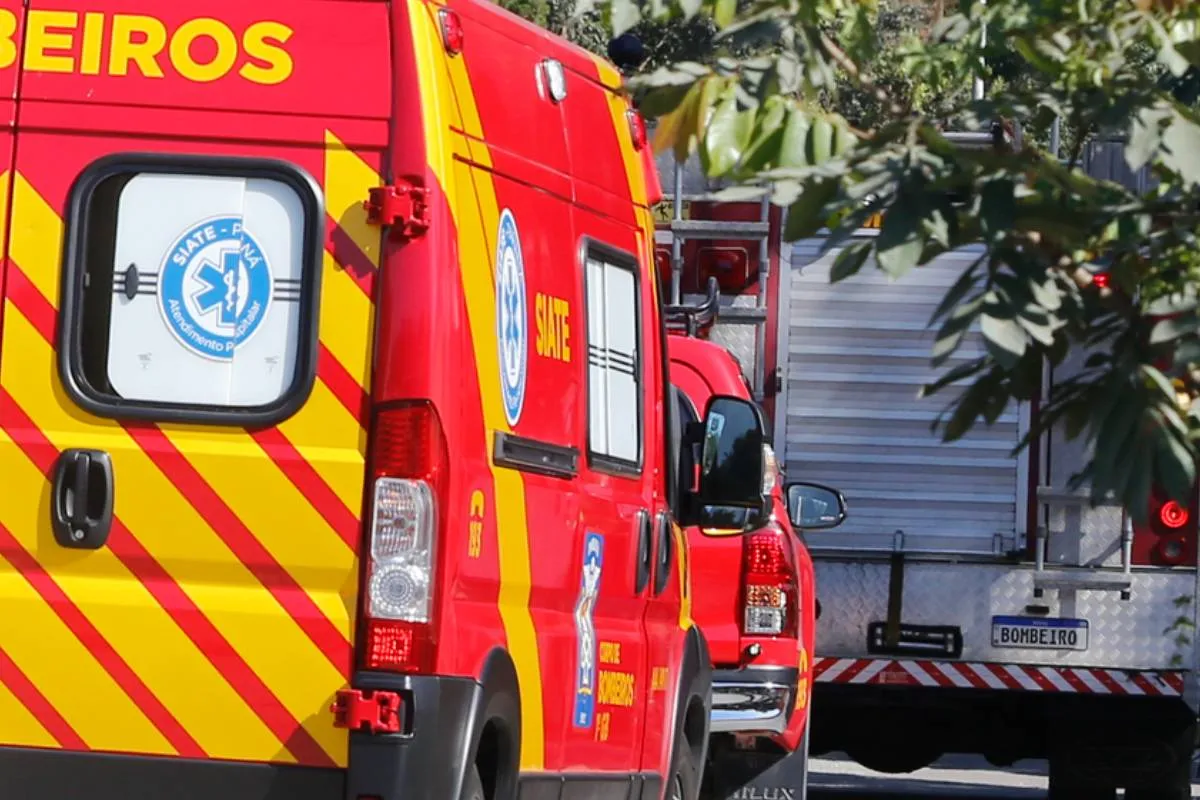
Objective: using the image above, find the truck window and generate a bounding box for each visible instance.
[58,156,324,426]
[584,244,642,473]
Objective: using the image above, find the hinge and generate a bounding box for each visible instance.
[330,688,403,734]
[364,180,430,240]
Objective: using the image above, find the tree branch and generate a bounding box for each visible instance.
[817,30,906,118]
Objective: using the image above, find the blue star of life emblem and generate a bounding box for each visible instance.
[494,210,527,425]
[158,216,273,362]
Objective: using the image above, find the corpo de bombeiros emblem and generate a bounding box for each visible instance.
[495,209,527,425]
[158,216,273,361]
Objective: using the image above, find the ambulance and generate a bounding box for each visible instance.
[0,2,776,799]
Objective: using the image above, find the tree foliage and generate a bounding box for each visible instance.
[582,0,1200,520]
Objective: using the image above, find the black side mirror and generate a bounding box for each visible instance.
[786,481,848,531]
[685,395,768,528]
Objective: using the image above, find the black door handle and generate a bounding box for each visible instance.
[635,509,652,595]
[51,449,114,550]
[653,512,673,597]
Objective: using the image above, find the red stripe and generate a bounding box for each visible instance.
[1129,672,1160,696]
[812,658,837,680]
[326,220,377,299]
[1092,669,1125,694]
[317,342,370,424]
[960,664,992,690]
[0,644,87,750]
[985,663,1023,690]
[0,521,205,757]
[916,661,955,688]
[4,261,55,340]
[124,424,352,679]
[0,389,335,767]
[1164,672,1186,693]
[1024,667,1056,692]
[251,427,360,550]
[835,659,874,684]
[1058,668,1091,693]
[3,263,352,680]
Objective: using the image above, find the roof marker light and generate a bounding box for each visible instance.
[439,9,464,55]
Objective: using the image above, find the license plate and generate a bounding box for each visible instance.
[991,615,1089,651]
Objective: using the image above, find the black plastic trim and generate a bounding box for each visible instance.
[666,625,713,791]
[347,671,483,800]
[58,152,326,427]
[577,236,644,478]
[493,431,579,479]
[517,772,661,799]
[0,747,343,800]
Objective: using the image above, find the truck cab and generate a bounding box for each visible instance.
[0,2,773,799]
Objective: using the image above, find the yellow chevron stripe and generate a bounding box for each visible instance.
[0,305,347,761]
[0,672,57,749]
[275,376,368,514]
[324,131,383,271]
[411,0,544,770]
[0,426,283,760]
[315,247,375,395]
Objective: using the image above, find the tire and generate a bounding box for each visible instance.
[460,763,486,800]
[669,739,701,800]
[1047,757,1116,800]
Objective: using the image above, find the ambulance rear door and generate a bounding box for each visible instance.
[0,0,390,788]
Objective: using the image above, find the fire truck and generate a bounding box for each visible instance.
[652,134,1199,800]
[0,2,782,799]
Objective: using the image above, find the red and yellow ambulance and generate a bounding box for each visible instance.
[0,1,776,798]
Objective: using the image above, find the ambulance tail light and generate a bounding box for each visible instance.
[741,526,798,638]
[361,402,448,674]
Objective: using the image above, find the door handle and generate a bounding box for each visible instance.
[635,509,652,595]
[51,449,114,550]
[653,512,673,597]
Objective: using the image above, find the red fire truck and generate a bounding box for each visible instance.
[0,2,781,799]
[653,136,1199,800]
[663,288,847,798]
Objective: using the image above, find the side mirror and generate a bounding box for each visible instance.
[692,395,768,527]
[786,482,847,531]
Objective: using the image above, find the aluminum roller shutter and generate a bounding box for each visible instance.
[780,232,1030,557]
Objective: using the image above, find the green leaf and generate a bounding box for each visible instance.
[610,0,641,34]
[702,85,754,177]
[929,255,984,325]
[876,197,924,278]
[1151,313,1199,345]
[979,179,1016,240]
[713,0,736,28]
[941,376,996,442]
[784,179,838,241]
[981,313,1028,369]
[678,0,702,19]
[830,242,871,283]
[777,107,812,169]
[806,115,835,166]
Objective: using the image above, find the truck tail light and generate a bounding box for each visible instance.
[1133,484,1199,567]
[741,526,798,638]
[360,402,448,674]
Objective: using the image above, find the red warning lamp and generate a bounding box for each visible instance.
[1092,271,1110,289]
[439,9,464,55]
[1160,500,1190,529]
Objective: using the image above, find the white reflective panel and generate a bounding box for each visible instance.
[586,258,609,454]
[106,173,307,408]
[603,263,638,463]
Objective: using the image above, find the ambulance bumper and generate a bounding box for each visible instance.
[709,666,798,735]
[346,672,483,800]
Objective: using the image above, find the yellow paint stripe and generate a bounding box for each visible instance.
[0,428,284,761]
[0,309,343,763]
[324,130,382,270]
[411,0,544,770]
[276,378,368,513]
[317,248,376,393]
[0,672,57,749]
